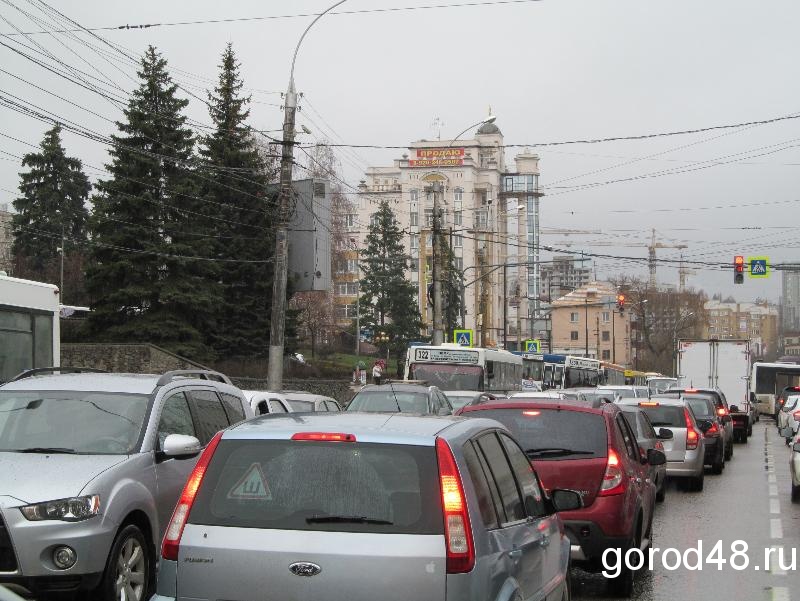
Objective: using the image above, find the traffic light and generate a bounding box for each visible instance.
[734,255,744,284]
[616,294,626,314]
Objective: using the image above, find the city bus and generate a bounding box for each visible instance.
[516,352,544,390]
[624,369,648,386]
[750,361,800,416]
[405,344,523,393]
[601,362,627,385]
[540,354,601,390]
[0,274,60,383]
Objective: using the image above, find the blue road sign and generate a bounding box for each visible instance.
[524,339,541,352]
[454,329,474,347]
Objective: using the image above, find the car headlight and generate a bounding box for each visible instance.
[20,495,101,522]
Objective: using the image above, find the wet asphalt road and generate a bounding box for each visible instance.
[571,418,799,601]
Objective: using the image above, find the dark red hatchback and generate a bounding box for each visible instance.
[458,399,666,597]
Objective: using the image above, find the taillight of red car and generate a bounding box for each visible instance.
[598,448,626,497]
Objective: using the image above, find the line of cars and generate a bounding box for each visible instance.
[0,367,343,601]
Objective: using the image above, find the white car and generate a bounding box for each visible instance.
[778,394,800,445]
[510,390,570,400]
[790,432,800,502]
[241,390,294,416]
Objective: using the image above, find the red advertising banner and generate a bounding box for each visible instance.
[409,148,465,167]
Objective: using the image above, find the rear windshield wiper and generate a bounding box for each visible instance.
[306,515,394,525]
[15,447,78,454]
[525,447,596,458]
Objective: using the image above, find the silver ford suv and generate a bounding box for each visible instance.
[152,412,582,601]
[0,368,253,600]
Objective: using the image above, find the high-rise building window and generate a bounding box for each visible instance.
[602,350,611,360]
[571,331,579,341]
[453,235,463,248]
[454,187,463,201]
[410,189,419,202]
[570,312,579,323]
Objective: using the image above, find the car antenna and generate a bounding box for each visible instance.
[388,381,402,412]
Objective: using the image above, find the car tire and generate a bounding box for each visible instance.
[561,563,572,601]
[688,472,704,492]
[608,529,638,597]
[655,478,666,503]
[727,439,733,459]
[97,524,152,601]
[792,483,800,503]
[712,451,724,475]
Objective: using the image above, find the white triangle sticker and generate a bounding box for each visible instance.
[227,462,272,500]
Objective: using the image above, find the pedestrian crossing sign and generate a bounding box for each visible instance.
[454,329,474,347]
[524,339,541,352]
[747,256,769,278]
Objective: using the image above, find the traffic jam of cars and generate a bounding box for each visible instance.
[0,343,798,601]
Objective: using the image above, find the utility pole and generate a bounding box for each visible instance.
[267,1,347,391]
[430,182,444,345]
[503,263,508,349]
[58,223,65,304]
[612,309,617,363]
[584,296,589,357]
[355,248,360,356]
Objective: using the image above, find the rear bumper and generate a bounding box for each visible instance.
[563,520,628,570]
[666,446,704,477]
[703,438,722,464]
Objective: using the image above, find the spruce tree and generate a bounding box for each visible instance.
[359,201,422,357]
[439,236,464,333]
[201,43,274,359]
[86,46,218,359]
[12,124,90,277]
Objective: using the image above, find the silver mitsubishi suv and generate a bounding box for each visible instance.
[152,412,582,601]
[0,367,253,600]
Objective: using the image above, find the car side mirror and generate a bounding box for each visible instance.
[161,434,202,459]
[551,489,583,512]
[647,448,667,466]
[793,442,800,453]
[437,407,451,416]
[657,428,674,440]
[729,405,739,413]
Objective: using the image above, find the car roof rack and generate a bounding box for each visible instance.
[156,369,232,387]
[9,366,108,382]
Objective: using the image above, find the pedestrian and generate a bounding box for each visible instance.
[372,361,383,385]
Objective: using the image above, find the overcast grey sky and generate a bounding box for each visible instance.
[2,0,798,301]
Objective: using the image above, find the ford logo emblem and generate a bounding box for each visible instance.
[289,562,322,577]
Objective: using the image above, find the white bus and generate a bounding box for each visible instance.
[0,274,60,383]
[750,361,800,416]
[405,344,523,393]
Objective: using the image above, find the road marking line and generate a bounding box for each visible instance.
[771,586,790,601]
[770,498,780,514]
[768,473,777,483]
[770,518,783,539]
[769,484,779,496]
[768,546,787,576]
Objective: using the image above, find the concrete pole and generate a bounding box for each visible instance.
[431,182,444,345]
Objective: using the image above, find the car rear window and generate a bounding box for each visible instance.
[347,391,429,413]
[287,400,314,411]
[469,408,607,461]
[684,396,715,419]
[189,440,443,535]
[638,405,685,427]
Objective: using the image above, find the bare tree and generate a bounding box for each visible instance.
[290,290,335,358]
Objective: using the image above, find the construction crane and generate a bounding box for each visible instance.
[678,254,696,292]
[543,228,687,287]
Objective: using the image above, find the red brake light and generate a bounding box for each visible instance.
[684,409,699,449]
[522,410,541,416]
[684,388,699,393]
[792,387,800,391]
[639,401,659,407]
[162,431,223,561]
[435,437,474,573]
[716,408,728,416]
[598,448,626,497]
[793,410,800,420]
[705,422,719,437]
[291,432,357,442]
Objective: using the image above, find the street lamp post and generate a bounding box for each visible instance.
[268,1,347,390]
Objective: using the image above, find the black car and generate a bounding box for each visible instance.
[665,387,736,452]
[346,383,453,415]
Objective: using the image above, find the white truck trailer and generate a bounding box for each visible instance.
[677,338,753,439]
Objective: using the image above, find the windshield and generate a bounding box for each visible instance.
[347,391,429,413]
[648,378,677,394]
[0,391,149,454]
[601,387,636,398]
[472,408,608,461]
[408,363,482,391]
[755,366,800,395]
[522,359,543,381]
[685,396,715,419]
